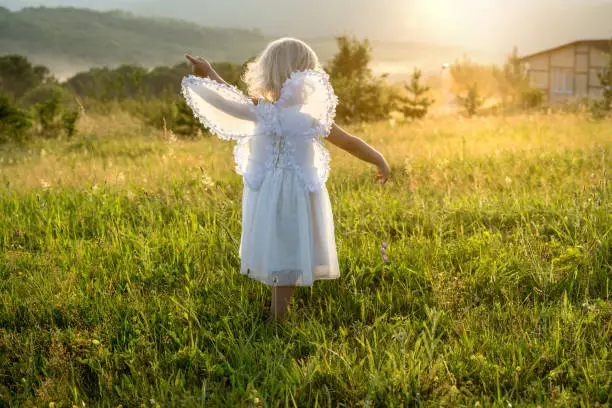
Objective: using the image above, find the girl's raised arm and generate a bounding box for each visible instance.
[185,55,227,84]
[184,54,256,122]
[326,123,390,184]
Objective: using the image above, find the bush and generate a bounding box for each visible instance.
[19,83,76,109]
[520,88,544,110]
[456,83,483,117]
[129,97,204,138]
[32,91,80,139]
[0,94,32,144]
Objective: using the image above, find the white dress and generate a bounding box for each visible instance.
[182,70,340,286]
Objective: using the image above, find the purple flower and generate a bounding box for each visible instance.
[14,228,20,238]
[381,247,386,255]
[383,255,388,263]
[382,242,387,249]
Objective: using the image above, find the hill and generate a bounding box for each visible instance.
[0,6,268,77]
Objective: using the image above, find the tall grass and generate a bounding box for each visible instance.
[0,113,610,406]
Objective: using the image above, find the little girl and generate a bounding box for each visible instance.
[182,38,390,322]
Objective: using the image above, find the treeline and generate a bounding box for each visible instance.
[4,36,607,145]
[1,36,438,143]
[0,54,248,142]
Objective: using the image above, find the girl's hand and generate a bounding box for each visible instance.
[185,54,212,77]
[376,158,390,184]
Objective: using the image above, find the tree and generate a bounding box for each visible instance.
[456,83,482,117]
[325,36,397,123]
[0,55,53,99]
[326,36,372,81]
[494,47,529,106]
[400,68,434,120]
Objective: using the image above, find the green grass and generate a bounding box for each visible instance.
[0,113,611,406]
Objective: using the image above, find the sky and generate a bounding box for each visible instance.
[3,0,612,54]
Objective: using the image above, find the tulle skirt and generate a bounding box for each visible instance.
[239,168,340,286]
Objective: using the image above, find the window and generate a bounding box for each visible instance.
[552,68,574,94]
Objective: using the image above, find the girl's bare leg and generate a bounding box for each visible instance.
[270,286,296,321]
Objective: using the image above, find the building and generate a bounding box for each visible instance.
[520,39,611,104]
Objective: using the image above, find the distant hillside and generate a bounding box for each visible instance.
[0,6,268,77]
[3,0,610,54]
[0,6,483,80]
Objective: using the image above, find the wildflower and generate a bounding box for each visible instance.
[380,242,389,263]
[14,228,20,238]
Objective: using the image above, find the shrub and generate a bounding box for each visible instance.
[0,94,32,144]
[32,91,80,139]
[456,83,483,117]
[520,88,544,110]
[19,83,76,109]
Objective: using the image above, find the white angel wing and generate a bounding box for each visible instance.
[276,69,338,139]
[275,70,338,192]
[181,75,257,141]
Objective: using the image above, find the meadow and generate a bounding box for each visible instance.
[0,112,610,406]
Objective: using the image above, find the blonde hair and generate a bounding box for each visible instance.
[243,37,319,101]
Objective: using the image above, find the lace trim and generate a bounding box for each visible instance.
[312,138,331,191]
[233,138,249,176]
[181,75,255,141]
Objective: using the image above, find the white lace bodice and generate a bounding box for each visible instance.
[271,135,292,168]
[182,69,337,192]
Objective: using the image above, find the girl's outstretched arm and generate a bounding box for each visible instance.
[184,54,256,120]
[326,123,390,184]
[185,54,228,84]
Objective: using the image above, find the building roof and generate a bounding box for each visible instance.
[519,39,611,61]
